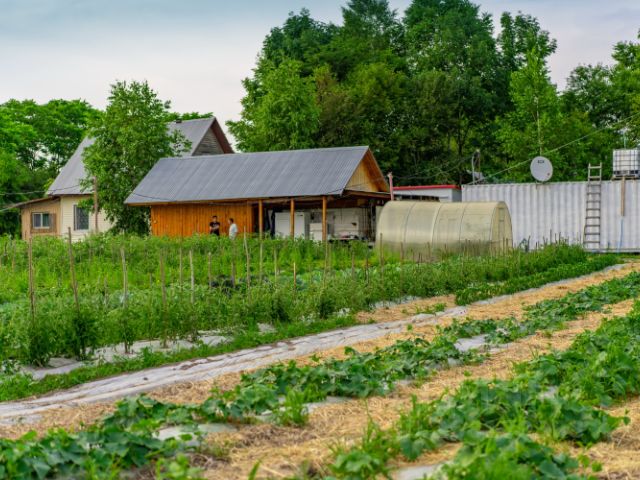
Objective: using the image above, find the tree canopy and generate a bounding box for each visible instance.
[229,0,640,186]
[82,81,190,235]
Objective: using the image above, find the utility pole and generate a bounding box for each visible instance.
[387,172,394,201]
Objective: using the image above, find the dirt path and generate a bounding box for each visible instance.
[0,262,636,441]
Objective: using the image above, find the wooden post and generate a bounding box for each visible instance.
[322,196,328,242]
[273,246,279,281]
[67,228,80,314]
[259,240,264,283]
[159,251,167,348]
[27,238,36,321]
[120,246,128,309]
[351,247,356,281]
[293,261,297,292]
[207,252,212,289]
[243,228,251,298]
[189,250,195,305]
[93,176,99,233]
[258,199,264,240]
[290,198,295,238]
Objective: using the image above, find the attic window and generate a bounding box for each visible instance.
[32,212,51,229]
[74,205,89,231]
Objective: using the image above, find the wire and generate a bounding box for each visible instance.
[469,110,640,185]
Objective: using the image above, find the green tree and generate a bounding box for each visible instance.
[496,47,560,180]
[228,60,320,152]
[404,0,500,158]
[0,151,29,235]
[261,9,336,74]
[83,81,190,234]
[0,99,98,173]
[320,0,405,79]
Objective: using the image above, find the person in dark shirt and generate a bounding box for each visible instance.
[209,215,221,236]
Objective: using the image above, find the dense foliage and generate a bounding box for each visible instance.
[0,99,99,234]
[229,0,640,185]
[82,81,191,234]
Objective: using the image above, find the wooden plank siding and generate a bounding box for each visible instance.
[151,203,254,237]
[345,150,389,193]
[20,198,61,241]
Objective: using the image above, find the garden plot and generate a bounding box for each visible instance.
[1,267,639,480]
[0,261,636,436]
[199,298,637,480]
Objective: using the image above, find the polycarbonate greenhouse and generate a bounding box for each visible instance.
[376,201,513,258]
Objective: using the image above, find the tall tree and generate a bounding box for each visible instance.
[404,0,500,158]
[83,81,189,234]
[320,0,405,79]
[228,60,320,152]
[496,46,568,180]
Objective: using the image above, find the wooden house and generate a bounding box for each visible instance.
[16,117,232,240]
[125,146,390,240]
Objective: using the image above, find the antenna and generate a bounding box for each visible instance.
[530,156,553,182]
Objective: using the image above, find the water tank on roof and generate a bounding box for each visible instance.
[376,201,513,258]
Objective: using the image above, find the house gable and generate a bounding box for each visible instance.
[345,149,390,193]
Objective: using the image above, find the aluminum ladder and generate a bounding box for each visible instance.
[583,163,602,251]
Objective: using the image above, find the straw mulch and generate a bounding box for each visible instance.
[200,299,636,480]
[567,397,640,479]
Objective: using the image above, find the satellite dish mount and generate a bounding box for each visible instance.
[531,156,553,182]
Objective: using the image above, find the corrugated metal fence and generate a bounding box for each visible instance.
[462,180,640,252]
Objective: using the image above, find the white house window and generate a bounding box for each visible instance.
[74,205,89,231]
[32,212,51,229]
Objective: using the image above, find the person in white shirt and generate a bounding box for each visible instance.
[228,218,238,239]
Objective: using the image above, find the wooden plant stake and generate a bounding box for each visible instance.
[351,248,356,281]
[231,248,237,288]
[67,228,80,315]
[179,247,183,287]
[120,246,128,309]
[11,237,16,272]
[323,240,329,288]
[159,251,168,348]
[27,238,36,322]
[259,239,264,284]
[293,261,297,295]
[243,228,251,296]
[273,247,279,282]
[189,250,195,305]
[207,252,212,289]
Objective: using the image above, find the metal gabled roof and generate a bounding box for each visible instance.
[47,117,221,196]
[126,146,374,204]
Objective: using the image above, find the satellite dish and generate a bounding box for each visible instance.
[530,156,553,182]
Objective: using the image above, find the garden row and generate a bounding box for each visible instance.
[2,270,638,479]
[326,294,640,479]
[0,241,615,368]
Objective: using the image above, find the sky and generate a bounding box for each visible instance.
[1,0,639,142]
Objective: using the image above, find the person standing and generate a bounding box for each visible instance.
[228,218,238,239]
[209,215,220,236]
